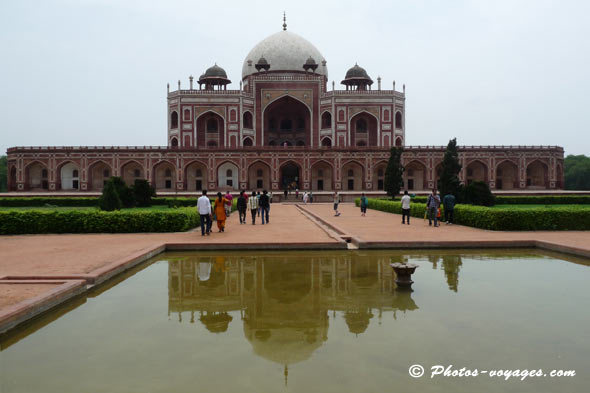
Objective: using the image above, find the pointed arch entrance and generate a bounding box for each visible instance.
[248,161,271,190]
[496,160,518,190]
[280,162,301,191]
[311,161,333,191]
[25,162,49,190]
[264,96,311,146]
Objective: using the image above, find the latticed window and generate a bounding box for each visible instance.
[395,112,402,129]
[207,118,218,132]
[196,169,202,177]
[348,169,354,177]
[171,111,178,128]
[165,169,172,177]
[356,118,367,132]
[257,169,263,177]
[226,169,232,177]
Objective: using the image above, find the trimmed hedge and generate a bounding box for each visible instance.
[0,197,99,207]
[0,208,199,234]
[0,196,226,208]
[495,195,590,205]
[356,198,590,231]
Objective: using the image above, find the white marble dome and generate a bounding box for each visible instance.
[242,30,328,79]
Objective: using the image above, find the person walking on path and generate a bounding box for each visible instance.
[401,190,411,225]
[197,190,212,236]
[333,191,341,216]
[443,193,456,224]
[224,191,233,218]
[237,191,247,224]
[214,192,230,232]
[309,192,313,204]
[295,189,299,200]
[360,193,368,217]
[259,190,270,224]
[256,191,261,217]
[426,189,441,227]
[248,191,259,225]
[284,189,288,200]
[303,192,309,204]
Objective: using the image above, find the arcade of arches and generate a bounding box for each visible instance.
[7,149,562,192]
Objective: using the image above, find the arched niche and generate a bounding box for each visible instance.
[217,162,239,191]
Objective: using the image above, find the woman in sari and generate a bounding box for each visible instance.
[214,192,230,232]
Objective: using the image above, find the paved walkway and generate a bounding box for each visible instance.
[1,202,589,333]
[301,203,590,251]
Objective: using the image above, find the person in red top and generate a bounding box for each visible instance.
[224,191,233,217]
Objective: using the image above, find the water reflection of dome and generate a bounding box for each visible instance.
[344,309,374,335]
[243,324,327,365]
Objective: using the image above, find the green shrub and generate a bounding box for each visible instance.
[454,204,590,230]
[99,179,122,211]
[0,208,199,234]
[462,181,495,206]
[132,179,155,207]
[110,177,135,208]
[357,198,590,231]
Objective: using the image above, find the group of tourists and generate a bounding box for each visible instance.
[197,187,457,236]
[359,189,456,226]
[196,189,273,236]
[238,190,271,225]
[425,189,456,227]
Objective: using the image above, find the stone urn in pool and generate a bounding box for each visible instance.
[390,263,419,289]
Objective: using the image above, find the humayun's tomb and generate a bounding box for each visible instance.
[6,19,564,195]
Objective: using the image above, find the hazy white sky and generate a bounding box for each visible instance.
[1,0,589,155]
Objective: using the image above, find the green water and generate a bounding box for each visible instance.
[1,249,589,393]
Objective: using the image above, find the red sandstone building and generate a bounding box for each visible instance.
[6,22,564,194]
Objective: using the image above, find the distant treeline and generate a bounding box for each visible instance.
[565,155,590,190]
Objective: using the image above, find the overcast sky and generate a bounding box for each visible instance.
[1,0,589,156]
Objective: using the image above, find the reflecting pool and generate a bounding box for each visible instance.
[1,249,589,393]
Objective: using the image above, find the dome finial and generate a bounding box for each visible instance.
[283,11,287,31]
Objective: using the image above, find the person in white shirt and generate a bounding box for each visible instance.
[401,190,411,225]
[333,192,341,216]
[247,191,259,225]
[197,190,212,236]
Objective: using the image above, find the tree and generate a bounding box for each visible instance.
[109,176,135,208]
[99,178,122,211]
[0,156,6,192]
[462,181,495,206]
[439,138,463,198]
[565,155,590,190]
[384,147,404,199]
[132,179,155,207]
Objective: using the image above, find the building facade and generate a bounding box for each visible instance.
[6,25,564,193]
